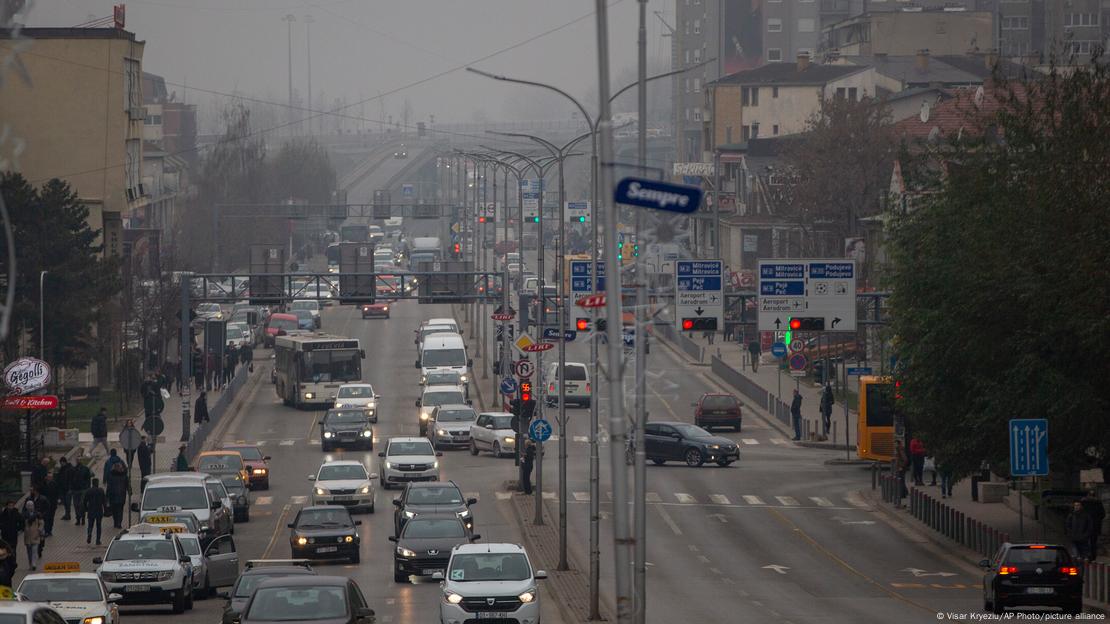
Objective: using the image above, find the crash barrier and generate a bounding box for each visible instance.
[184,365,249,460]
[907,486,1009,558]
[656,322,704,363]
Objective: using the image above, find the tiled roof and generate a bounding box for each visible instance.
[712,62,867,87]
[892,84,1027,141]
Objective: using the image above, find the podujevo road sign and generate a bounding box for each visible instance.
[757,259,857,332]
[614,177,703,214]
[674,260,724,331]
[529,418,552,443]
[570,260,606,293]
[500,377,518,396]
[1009,418,1048,477]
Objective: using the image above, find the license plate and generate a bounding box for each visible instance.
[333,495,353,501]
[1026,587,1054,594]
[476,613,508,620]
[124,585,150,593]
[317,546,338,553]
[422,568,442,575]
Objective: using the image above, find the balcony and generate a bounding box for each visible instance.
[819,0,851,15]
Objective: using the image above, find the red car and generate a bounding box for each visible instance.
[264,312,299,347]
[693,393,743,431]
[362,302,390,319]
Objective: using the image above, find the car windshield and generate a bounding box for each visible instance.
[199,454,244,471]
[423,391,464,406]
[447,553,531,582]
[198,304,220,313]
[18,578,103,602]
[293,310,313,321]
[324,410,367,424]
[402,518,466,539]
[702,395,738,409]
[105,539,178,561]
[269,317,298,332]
[318,465,367,481]
[235,573,309,598]
[488,415,513,429]
[672,424,713,438]
[425,372,461,385]
[407,486,463,505]
[143,486,207,510]
[561,366,587,381]
[337,386,374,398]
[246,586,347,621]
[1006,547,1071,565]
[436,409,475,423]
[179,537,201,556]
[291,301,318,311]
[388,441,434,456]
[221,476,246,492]
[228,447,264,461]
[296,509,353,528]
[228,323,248,334]
[299,349,361,383]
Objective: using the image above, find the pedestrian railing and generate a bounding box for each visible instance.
[184,365,249,460]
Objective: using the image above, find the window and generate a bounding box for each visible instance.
[767,48,783,62]
[693,108,703,121]
[685,107,691,121]
[772,86,779,98]
[798,18,815,33]
[751,123,759,138]
[1001,15,1029,30]
[1069,40,1097,55]
[741,86,759,106]
[123,58,141,113]
[726,126,733,143]
[144,114,162,126]
[1063,13,1096,27]
[685,49,691,65]
[685,78,691,93]
[849,87,858,101]
[694,19,701,34]
[772,124,779,136]
[741,125,751,141]
[693,78,701,93]
[768,18,782,32]
[693,48,702,63]
[126,139,140,192]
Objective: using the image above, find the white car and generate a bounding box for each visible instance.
[309,460,378,513]
[195,303,223,321]
[424,317,461,335]
[226,322,252,349]
[94,525,195,613]
[469,412,516,458]
[416,385,469,436]
[378,437,441,490]
[436,543,546,624]
[289,300,321,328]
[174,531,240,598]
[16,571,120,624]
[333,383,380,421]
[543,361,592,408]
[0,600,66,624]
[428,404,477,450]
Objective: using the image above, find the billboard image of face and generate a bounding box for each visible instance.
[722,0,764,75]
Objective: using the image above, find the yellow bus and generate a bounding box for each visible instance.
[857,375,897,462]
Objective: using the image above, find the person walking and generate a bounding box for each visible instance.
[82,478,107,546]
[71,460,92,526]
[703,329,715,345]
[224,344,238,385]
[105,462,129,530]
[56,457,75,521]
[938,461,955,499]
[140,374,159,420]
[30,457,49,491]
[0,539,16,588]
[747,339,761,373]
[1066,500,1095,561]
[909,437,926,486]
[1082,491,1105,559]
[241,341,254,372]
[894,440,910,504]
[90,408,110,456]
[790,389,803,441]
[21,501,42,571]
[194,391,209,425]
[819,383,834,441]
[0,501,23,566]
[102,449,123,485]
[174,444,190,472]
[137,436,153,486]
[520,441,536,495]
[38,472,59,537]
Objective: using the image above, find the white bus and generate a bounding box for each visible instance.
[274,333,365,409]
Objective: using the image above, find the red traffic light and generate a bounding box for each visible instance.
[478,216,487,223]
[682,318,717,331]
[788,317,825,331]
[576,318,590,331]
[789,318,802,330]
[521,382,532,401]
[682,319,694,330]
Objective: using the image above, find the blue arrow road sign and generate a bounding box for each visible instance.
[614,177,703,214]
[500,377,518,396]
[542,328,576,342]
[529,418,552,443]
[1009,419,1048,477]
[846,367,873,376]
[771,342,787,358]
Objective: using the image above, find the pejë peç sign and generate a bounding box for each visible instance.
[4,357,52,395]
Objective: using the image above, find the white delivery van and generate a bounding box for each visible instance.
[417,333,471,383]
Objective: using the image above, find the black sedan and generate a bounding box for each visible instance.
[221,474,252,522]
[288,506,362,564]
[392,481,477,535]
[320,408,374,452]
[642,422,740,467]
[981,543,1083,615]
[240,576,374,624]
[220,560,316,624]
[389,515,478,583]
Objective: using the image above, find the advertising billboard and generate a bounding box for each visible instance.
[722,0,764,75]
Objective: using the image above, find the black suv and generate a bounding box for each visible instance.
[320,408,374,452]
[389,515,478,583]
[981,543,1083,614]
[221,560,316,624]
[392,481,477,535]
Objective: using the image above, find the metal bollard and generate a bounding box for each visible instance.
[958,512,965,546]
[872,463,878,490]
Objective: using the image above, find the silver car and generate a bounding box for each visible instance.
[469,412,516,458]
[437,543,546,624]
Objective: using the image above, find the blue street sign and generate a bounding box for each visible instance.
[570,261,606,293]
[771,342,787,358]
[1009,418,1048,477]
[500,377,518,396]
[542,328,576,342]
[401,184,414,197]
[614,177,703,214]
[846,367,873,376]
[529,418,552,443]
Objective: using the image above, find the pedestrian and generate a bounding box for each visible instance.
[71,459,92,525]
[909,437,926,486]
[105,461,129,529]
[206,350,217,391]
[82,478,107,545]
[241,341,254,373]
[21,501,41,570]
[38,472,59,537]
[102,448,123,485]
[0,500,23,566]
[1067,500,1095,560]
[137,436,153,485]
[194,391,209,425]
[0,538,16,587]
[225,344,238,385]
[90,408,110,456]
[894,440,909,503]
[819,383,834,440]
[938,461,954,499]
[140,374,159,419]
[56,457,75,521]
[747,339,761,373]
[31,457,49,490]
[193,349,204,392]
[1082,490,1105,559]
[723,322,734,343]
[703,330,715,345]
[520,441,536,495]
[174,444,190,472]
[790,389,803,441]
[925,456,938,486]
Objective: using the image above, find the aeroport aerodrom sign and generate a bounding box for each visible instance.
[3,357,52,395]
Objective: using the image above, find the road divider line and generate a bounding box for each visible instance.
[655,504,683,536]
[775,496,799,506]
[573,491,589,501]
[742,438,759,445]
[674,493,696,504]
[262,504,291,559]
[645,492,662,503]
[255,496,273,506]
[810,497,834,507]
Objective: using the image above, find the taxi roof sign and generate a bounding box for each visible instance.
[145,515,178,524]
[126,522,180,536]
[43,562,81,573]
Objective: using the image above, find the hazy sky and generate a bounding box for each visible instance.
[24,0,675,127]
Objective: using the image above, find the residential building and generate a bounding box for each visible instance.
[820,10,995,56]
[0,27,146,252]
[140,72,195,237]
[832,50,1035,94]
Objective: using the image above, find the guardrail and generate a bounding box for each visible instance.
[184,364,249,460]
[656,322,704,362]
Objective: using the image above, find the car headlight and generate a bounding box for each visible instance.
[458,509,470,518]
[344,536,354,543]
[296,537,308,545]
[403,510,417,519]
[445,592,463,605]
[367,402,376,410]
[519,590,536,603]
[505,436,516,444]
[314,487,328,496]
[459,375,468,383]
[334,402,345,408]
[304,392,315,399]
[708,444,720,450]
[83,617,105,624]
[100,572,117,582]
[420,376,427,384]
[323,431,334,439]
[420,412,430,420]
[362,430,373,438]
[437,429,448,436]
[253,468,267,475]
[396,546,417,558]
[384,461,392,469]
[433,460,439,469]
[156,570,174,581]
[359,485,371,494]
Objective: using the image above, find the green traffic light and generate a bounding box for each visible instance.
[577,216,586,223]
[784,317,792,349]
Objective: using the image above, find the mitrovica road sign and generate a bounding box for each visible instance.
[614,177,703,214]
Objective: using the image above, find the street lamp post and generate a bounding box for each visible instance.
[39,270,48,361]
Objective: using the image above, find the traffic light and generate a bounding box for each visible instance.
[478,216,487,223]
[520,381,533,403]
[788,317,825,331]
[633,243,639,257]
[682,318,718,331]
[596,319,607,332]
[576,318,590,331]
[894,380,904,401]
[527,216,539,223]
[453,243,461,258]
[576,216,586,223]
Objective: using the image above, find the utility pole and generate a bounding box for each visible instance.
[283,14,296,133]
[304,14,314,135]
[633,2,649,623]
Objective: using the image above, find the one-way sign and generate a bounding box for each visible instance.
[1009,418,1048,477]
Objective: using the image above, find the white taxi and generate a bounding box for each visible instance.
[93,524,194,613]
[16,565,120,624]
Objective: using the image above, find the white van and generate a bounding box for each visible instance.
[543,361,592,408]
[417,333,471,383]
[424,317,461,335]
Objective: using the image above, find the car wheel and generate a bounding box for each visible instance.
[470,441,480,456]
[651,458,666,465]
[494,441,505,457]
[322,442,330,452]
[367,499,375,514]
[243,510,250,522]
[172,587,187,613]
[717,460,733,467]
[734,423,742,432]
[194,576,208,600]
[685,448,704,467]
[983,600,993,613]
[1068,599,1083,615]
[185,585,195,609]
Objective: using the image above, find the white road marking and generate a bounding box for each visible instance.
[688,544,699,552]
[742,439,759,445]
[770,438,789,445]
[709,494,731,505]
[844,491,872,509]
[645,492,662,503]
[255,440,267,446]
[655,505,683,536]
[290,496,308,504]
[762,565,790,575]
[573,436,589,443]
[255,496,273,506]
[708,513,728,524]
[775,496,799,506]
[548,434,559,441]
[810,497,834,507]
[743,495,765,505]
[674,493,696,504]
[495,492,513,500]
[542,491,556,500]
[710,567,722,575]
[385,599,395,605]
[279,440,296,446]
[697,555,711,564]
[573,491,589,501]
